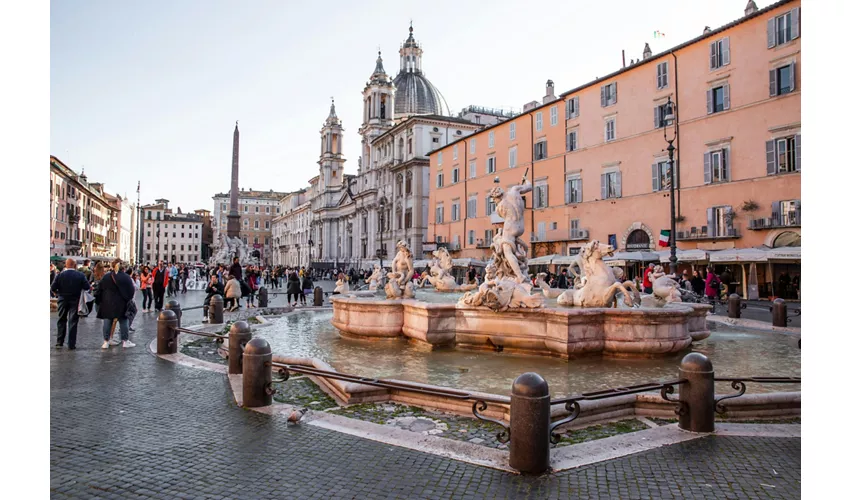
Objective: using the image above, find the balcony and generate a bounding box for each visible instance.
[568,229,590,241]
[476,239,490,249]
[677,225,742,241]
[747,212,801,230]
[67,239,82,248]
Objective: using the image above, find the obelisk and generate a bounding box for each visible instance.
[226,121,241,239]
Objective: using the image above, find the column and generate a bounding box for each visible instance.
[411,166,423,258]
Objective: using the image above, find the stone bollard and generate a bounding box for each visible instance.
[772,298,787,327]
[209,295,224,324]
[165,299,182,328]
[313,286,323,307]
[157,310,179,355]
[258,287,268,308]
[228,321,252,375]
[727,293,741,319]
[678,352,714,433]
[509,373,551,475]
[242,338,274,408]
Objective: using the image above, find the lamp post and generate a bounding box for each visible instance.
[663,97,678,276]
[379,201,386,269]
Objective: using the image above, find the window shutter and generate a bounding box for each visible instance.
[657,64,662,88]
[722,37,730,66]
[725,205,734,233]
[601,174,607,199]
[654,105,660,129]
[615,171,622,197]
[575,97,579,117]
[543,185,548,207]
[769,69,777,97]
[795,199,801,225]
[706,90,713,114]
[601,87,606,107]
[722,148,730,181]
[703,152,711,184]
[707,208,715,237]
[576,179,583,203]
[652,163,659,191]
[543,141,548,158]
[766,140,776,175]
[791,7,800,40]
[795,134,801,171]
[710,42,717,70]
[767,17,776,48]
[611,83,617,104]
[723,84,730,110]
[771,201,781,225]
[789,61,796,92]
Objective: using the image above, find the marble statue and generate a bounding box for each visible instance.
[419,248,477,292]
[458,175,544,311]
[535,273,566,299]
[386,240,415,299]
[640,266,683,307]
[334,273,350,294]
[211,234,259,266]
[365,264,387,291]
[384,271,414,299]
[556,240,641,308]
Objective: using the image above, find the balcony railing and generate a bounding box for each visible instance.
[677,225,742,240]
[747,212,801,230]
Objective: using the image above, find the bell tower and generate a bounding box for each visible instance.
[358,50,395,173]
[318,98,345,191]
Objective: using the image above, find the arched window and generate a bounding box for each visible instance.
[773,231,801,248]
[625,229,651,250]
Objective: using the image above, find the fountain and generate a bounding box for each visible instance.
[417,248,478,292]
[331,175,710,358]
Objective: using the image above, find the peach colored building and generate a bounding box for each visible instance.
[429,0,801,299]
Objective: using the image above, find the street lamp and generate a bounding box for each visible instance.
[663,96,678,275]
[379,200,386,269]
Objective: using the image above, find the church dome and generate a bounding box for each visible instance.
[393,72,449,116]
[392,24,450,117]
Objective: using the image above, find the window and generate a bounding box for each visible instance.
[470,138,476,154]
[436,172,444,188]
[436,204,444,224]
[652,160,676,191]
[770,63,796,96]
[768,8,800,48]
[601,171,621,199]
[709,37,730,70]
[467,197,477,218]
[766,135,800,175]
[172,232,176,237]
[254,220,259,229]
[147,231,151,237]
[147,211,151,219]
[703,148,730,184]
[244,205,248,213]
[265,206,270,213]
[487,157,496,174]
[405,209,412,229]
[509,123,516,140]
[550,106,558,126]
[605,118,616,142]
[566,97,579,119]
[600,82,617,107]
[653,103,669,129]
[566,176,582,204]
[453,145,458,160]
[469,160,477,178]
[180,244,185,251]
[265,220,270,229]
[485,197,496,216]
[452,168,459,184]
[534,141,547,160]
[181,232,184,238]
[535,112,543,131]
[773,200,800,226]
[509,147,517,168]
[437,151,443,165]
[567,130,578,152]
[707,84,730,114]
[244,219,248,227]
[707,206,733,237]
[657,61,669,89]
[254,237,259,244]
[484,229,493,246]
[468,230,476,246]
[488,131,495,148]
[146,243,150,250]
[451,201,460,222]
[220,204,226,212]
[533,182,548,208]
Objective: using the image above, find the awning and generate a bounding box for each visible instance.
[767,246,801,261]
[413,259,431,268]
[453,258,487,268]
[709,248,769,263]
[528,254,558,266]
[656,249,711,263]
[605,251,659,262]
[552,255,578,266]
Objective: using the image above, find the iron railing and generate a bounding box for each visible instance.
[172,326,226,343]
[713,376,801,413]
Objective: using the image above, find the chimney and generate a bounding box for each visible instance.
[704,26,712,34]
[542,80,556,104]
[522,100,541,112]
[643,43,652,59]
[745,1,758,16]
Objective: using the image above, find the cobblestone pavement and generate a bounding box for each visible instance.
[711,299,801,328]
[51,292,801,499]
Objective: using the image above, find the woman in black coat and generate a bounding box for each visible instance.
[96,260,137,349]
[286,272,302,307]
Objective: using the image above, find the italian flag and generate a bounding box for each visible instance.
[659,230,670,247]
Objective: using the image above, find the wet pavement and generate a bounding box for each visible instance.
[50,290,801,499]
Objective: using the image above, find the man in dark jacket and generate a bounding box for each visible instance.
[556,269,569,289]
[151,260,169,312]
[203,274,225,321]
[228,256,243,282]
[51,258,91,349]
[97,259,137,349]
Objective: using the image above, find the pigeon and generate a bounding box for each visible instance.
[287,408,308,425]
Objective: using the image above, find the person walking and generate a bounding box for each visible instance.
[246,269,258,308]
[705,267,721,304]
[286,270,302,307]
[301,273,313,305]
[168,263,179,297]
[79,259,92,281]
[203,274,224,322]
[181,264,189,294]
[224,274,242,311]
[556,268,569,289]
[84,262,106,316]
[51,258,91,350]
[642,263,656,294]
[691,270,706,297]
[151,261,170,312]
[140,265,153,312]
[228,256,243,282]
[97,259,137,349]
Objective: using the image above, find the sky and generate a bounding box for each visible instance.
[51,0,752,213]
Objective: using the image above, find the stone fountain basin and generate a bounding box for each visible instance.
[331,297,711,359]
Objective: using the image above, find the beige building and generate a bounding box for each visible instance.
[271,188,313,267]
[140,200,205,264]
